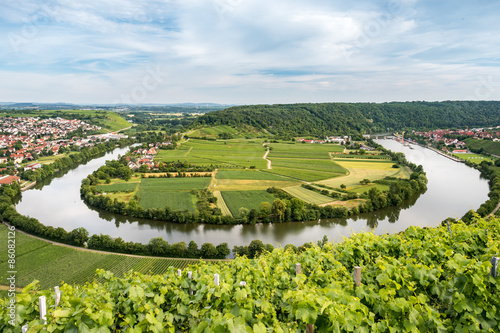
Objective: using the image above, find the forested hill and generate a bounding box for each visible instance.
[191,101,500,136]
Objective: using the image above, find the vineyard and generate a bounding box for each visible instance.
[0,225,200,290]
[2,215,499,332]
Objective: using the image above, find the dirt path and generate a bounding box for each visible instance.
[263,149,271,169]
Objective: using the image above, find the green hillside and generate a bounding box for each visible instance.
[191,101,500,137]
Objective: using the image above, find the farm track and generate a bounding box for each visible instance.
[263,149,271,169]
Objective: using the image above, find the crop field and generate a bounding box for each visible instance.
[282,186,334,205]
[139,177,211,191]
[0,225,196,289]
[221,190,277,217]
[350,184,391,194]
[215,179,300,191]
[157,139,267,169]
[216,170,289,180]
[95,182,139,192]
[270,158,347,174]
[317,159,409,190]
[267,143,344,159]
[138,190,195,211]
[330,154,391,160]
[451,153,495,164]
[213,191,232,216]
[264,166,336,182]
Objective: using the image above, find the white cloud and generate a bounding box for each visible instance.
[1,0,500,104]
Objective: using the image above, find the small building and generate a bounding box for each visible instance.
[24,162,42,171]
[452,149,468,154]
[0,175,20,185]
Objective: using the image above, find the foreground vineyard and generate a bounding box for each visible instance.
[3,215,499,332]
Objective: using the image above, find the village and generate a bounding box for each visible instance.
[0,116,128,185]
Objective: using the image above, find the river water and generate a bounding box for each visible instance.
[15,140,490,248]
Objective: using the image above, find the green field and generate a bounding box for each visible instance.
[216,170,289,180]
[135,177,211,211]
[267,142,344,159]
[95,182,140,192]
[282,186,334,205]
[139,177,211,191]
[0,225,196,289]
[138,190,196,211]
[265,166,338,182]
[157,139,268,169]
[221,190,277,217]
[451,153,496,164]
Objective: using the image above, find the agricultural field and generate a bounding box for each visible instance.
[156,139,268,169]
[0,225,196,290]
[451,153,496,164]
[221,190,277,217]
[213,191,232,216]
[216,170,288,180]
[317,159,410,192]
[139,177,211,191]
[282,186,334,205]
[267,142,344,159]
[136,177,211,211]
[138,190,196,211]
[95,182,139,193]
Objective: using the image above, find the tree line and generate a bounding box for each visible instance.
[190,101,500,137]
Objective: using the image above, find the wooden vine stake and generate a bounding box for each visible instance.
[39,296,47,324]
[188,271,193,296]
[22,325,28,333]
[54,286,61,308]
[214,274,219,286]
[296,263,302,275]
[491,257,499,278]
[354,266,361,288]
[177,269,182,277]
[306,324,314,333]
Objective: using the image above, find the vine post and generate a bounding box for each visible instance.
[54,286,60,308]
[296,263,301,275]
[354,266,361,288]
[39,296,46,324]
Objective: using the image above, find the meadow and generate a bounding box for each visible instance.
[317,159,410,191]
[282,186,334,205]
[138,190,196,211]
[451,153,496,164]
[95,182,140,193]
[0,225,198,290]
[221,190,277,217]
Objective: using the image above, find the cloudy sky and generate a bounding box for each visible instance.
[1,0,500,105]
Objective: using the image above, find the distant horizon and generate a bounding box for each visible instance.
[2,99,500,108]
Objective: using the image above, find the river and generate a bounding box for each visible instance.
[15,140,490,248]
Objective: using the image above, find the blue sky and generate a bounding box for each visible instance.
[1,0,500,104]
